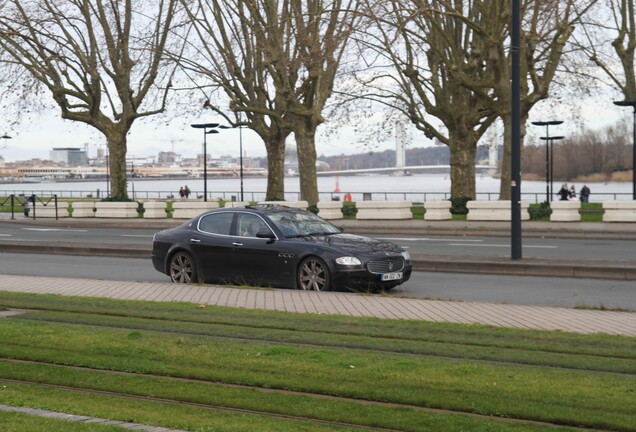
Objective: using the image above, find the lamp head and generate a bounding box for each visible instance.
[531,120,563,126]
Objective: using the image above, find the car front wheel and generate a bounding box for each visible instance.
[169,251,197,283]
[297,257,331,291]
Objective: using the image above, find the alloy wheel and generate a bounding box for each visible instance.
[298,257,330,291]
[170,252,196,283]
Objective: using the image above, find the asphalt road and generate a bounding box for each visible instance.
[1,221,635,310]
[2,222,636,261]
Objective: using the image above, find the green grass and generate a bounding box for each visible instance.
[0,291,634,431]
[580,202,604,222]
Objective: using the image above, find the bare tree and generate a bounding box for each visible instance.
[578,0,636,99]
[355,0,497,199]
[179,0,360,207]
[178,0,292,201]
[0,0,182,199]
[440,0,595,199]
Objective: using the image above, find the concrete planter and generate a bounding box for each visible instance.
[550,200,581,222]
[355,200,412,220]
[171,200,219,219]
[71,201,96,218]
[467,200,530,221]
[603,200,636,222]
[34,202,69,218]
[142,201,168,219]
[317,201,343,220]
[94,201,139,218]
[424,200,452,221]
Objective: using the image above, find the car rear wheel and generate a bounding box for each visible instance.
[169,252,197,283]
[297,257,331,291]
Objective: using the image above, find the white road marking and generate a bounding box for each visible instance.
[450,243,558,249]
[0,234,12,237]
[120,234,154,238]
[22,228,88,232]
[377,237,483,242]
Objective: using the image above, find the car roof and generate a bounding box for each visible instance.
[206,204,303,216]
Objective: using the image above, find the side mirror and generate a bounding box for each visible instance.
[256,230,276,239]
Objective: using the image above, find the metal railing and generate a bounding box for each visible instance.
[0,190,633,204]
[0,194,59,220]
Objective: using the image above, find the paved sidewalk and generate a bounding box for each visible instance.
[1,274,634,336]
[0,404,185,432]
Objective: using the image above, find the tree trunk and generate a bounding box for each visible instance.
[106,130,129,200]
[449,130,477,199]
[264,132,288,201]
[294,125,319,208]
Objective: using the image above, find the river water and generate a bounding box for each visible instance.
[0,174,631,203]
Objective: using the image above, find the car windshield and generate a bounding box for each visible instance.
[268,210,340,238]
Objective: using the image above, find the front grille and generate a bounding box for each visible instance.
[367,257,405,274]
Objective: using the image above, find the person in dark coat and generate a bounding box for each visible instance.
[23,196,31,217]
[580,185,591,203]
[558,184,570,201]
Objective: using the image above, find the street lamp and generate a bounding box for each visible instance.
[191,123,228,202]
[539,135,563,201]
[613,100,636,200]
[1,134,11,148]
[105,151,110,198]
[238,124,244,202]
[532,121,563,203]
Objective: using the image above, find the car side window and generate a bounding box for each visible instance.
[198,213,233,235]
[236,213,271,238]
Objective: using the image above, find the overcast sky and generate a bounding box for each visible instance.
[0,92,630,163]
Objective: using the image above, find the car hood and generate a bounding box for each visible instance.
[297,233,405,255]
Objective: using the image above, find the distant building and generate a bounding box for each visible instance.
[50,147,88,166]
[158,151,182,164]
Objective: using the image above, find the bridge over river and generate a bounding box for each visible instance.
[317,164,493,176]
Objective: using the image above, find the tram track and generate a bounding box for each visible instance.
[9,308,636,376]
[1,298,634,431]
[0,361,612,432]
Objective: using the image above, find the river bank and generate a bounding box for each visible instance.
[0,173,632,203]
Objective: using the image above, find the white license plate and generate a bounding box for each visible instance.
[381,272,403,281]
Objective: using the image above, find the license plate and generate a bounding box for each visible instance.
[381,272,403,281]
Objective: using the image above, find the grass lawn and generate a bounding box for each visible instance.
[0,291,634,431]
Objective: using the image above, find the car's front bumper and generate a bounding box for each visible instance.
[331,264,412,292]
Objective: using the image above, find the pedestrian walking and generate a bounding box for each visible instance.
[569,184,576,199]
[580,185,591,203]
[184,185,191,199]
[558,184,569,201]
[23,196,32,217]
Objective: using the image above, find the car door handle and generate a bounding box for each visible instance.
[232,242,244,246]
[190,238,201,243]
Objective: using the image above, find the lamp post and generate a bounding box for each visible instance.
[539,135,563,201]
[511,0,521,260]
[105,152,110,198]
[130,161,135,200]
[531,121,563,203]
[613,100,636,200]
[191,123,227,202]
[238,124,244,202]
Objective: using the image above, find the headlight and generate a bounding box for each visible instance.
[335,256,362,266]
[401,251,411,261]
